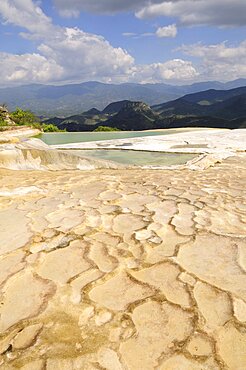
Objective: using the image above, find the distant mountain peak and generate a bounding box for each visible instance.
[102,100,131,114]
[83,108,101,115]
[0,78,246,116]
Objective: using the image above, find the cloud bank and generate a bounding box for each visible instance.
[180,41,246,81]
[54,0,246,27]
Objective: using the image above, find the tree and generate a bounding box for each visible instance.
[94,126,120,132]
[0,118,6,126]
[10,108,39,126]
[42,124,62,132]
[6,107,63,131]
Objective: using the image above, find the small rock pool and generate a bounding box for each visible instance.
[39,129,203,145]
[71,149,197,167]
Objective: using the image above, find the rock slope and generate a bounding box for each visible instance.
[0,154,245,369]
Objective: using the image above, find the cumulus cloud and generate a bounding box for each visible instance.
[0,0,53,35]
[0,0,200,85]
[156,24,177,38]
[132,59,199,83]
[38,27,135,82]
[0,0,135,85]
[0,52,63,84]
[179,41,246,80]
[1,0,244,86]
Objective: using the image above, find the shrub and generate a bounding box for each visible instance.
[42,124,60,132]
[9,108,64,132]
[41,123,66,132]
[0,118,6,126]
[94,126,120,132]
[10,108,38,126]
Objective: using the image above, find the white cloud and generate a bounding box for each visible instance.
[123,32,155,39]
[2,0,245,86]
[0,0,53,35]
[179,41,246,81]
[156,24,177,38]
[122,32,137,37]
[38,27,135,82]
[0,0,135,85]
[57,9,80,18]
[0,0,200,86]
[132,59,199,83]
[136,0,246,27]
[0,52,63,84]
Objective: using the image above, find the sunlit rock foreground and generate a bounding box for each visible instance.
[0,138,124,171]
[1,128,246,171]
[0,130,246,369]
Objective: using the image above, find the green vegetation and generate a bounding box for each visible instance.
[42,124,64,132]
[10,108,64,132]
[0,118,7,131]
[94,126,120,132]
[10,108,37,126]
[0,118,6,126]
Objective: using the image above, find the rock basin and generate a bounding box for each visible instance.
[0,128,245,369]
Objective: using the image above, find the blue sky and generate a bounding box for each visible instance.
[0,0,245,86]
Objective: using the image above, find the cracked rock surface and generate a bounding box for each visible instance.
[0,154,245,369]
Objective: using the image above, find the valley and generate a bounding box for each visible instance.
[42,85,246,132]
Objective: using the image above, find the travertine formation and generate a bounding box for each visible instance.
[0,154,245,369]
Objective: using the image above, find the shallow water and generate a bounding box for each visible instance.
[73,150,197,166]
[39,129,201,145]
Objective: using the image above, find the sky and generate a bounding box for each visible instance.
[0,0,245,86]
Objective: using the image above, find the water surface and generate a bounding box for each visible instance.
[73,150,197,167]
[40,129,201,145]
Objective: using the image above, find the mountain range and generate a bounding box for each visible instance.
[153,86,246,119]
[44,85,246,131]
[1,78,246,117]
